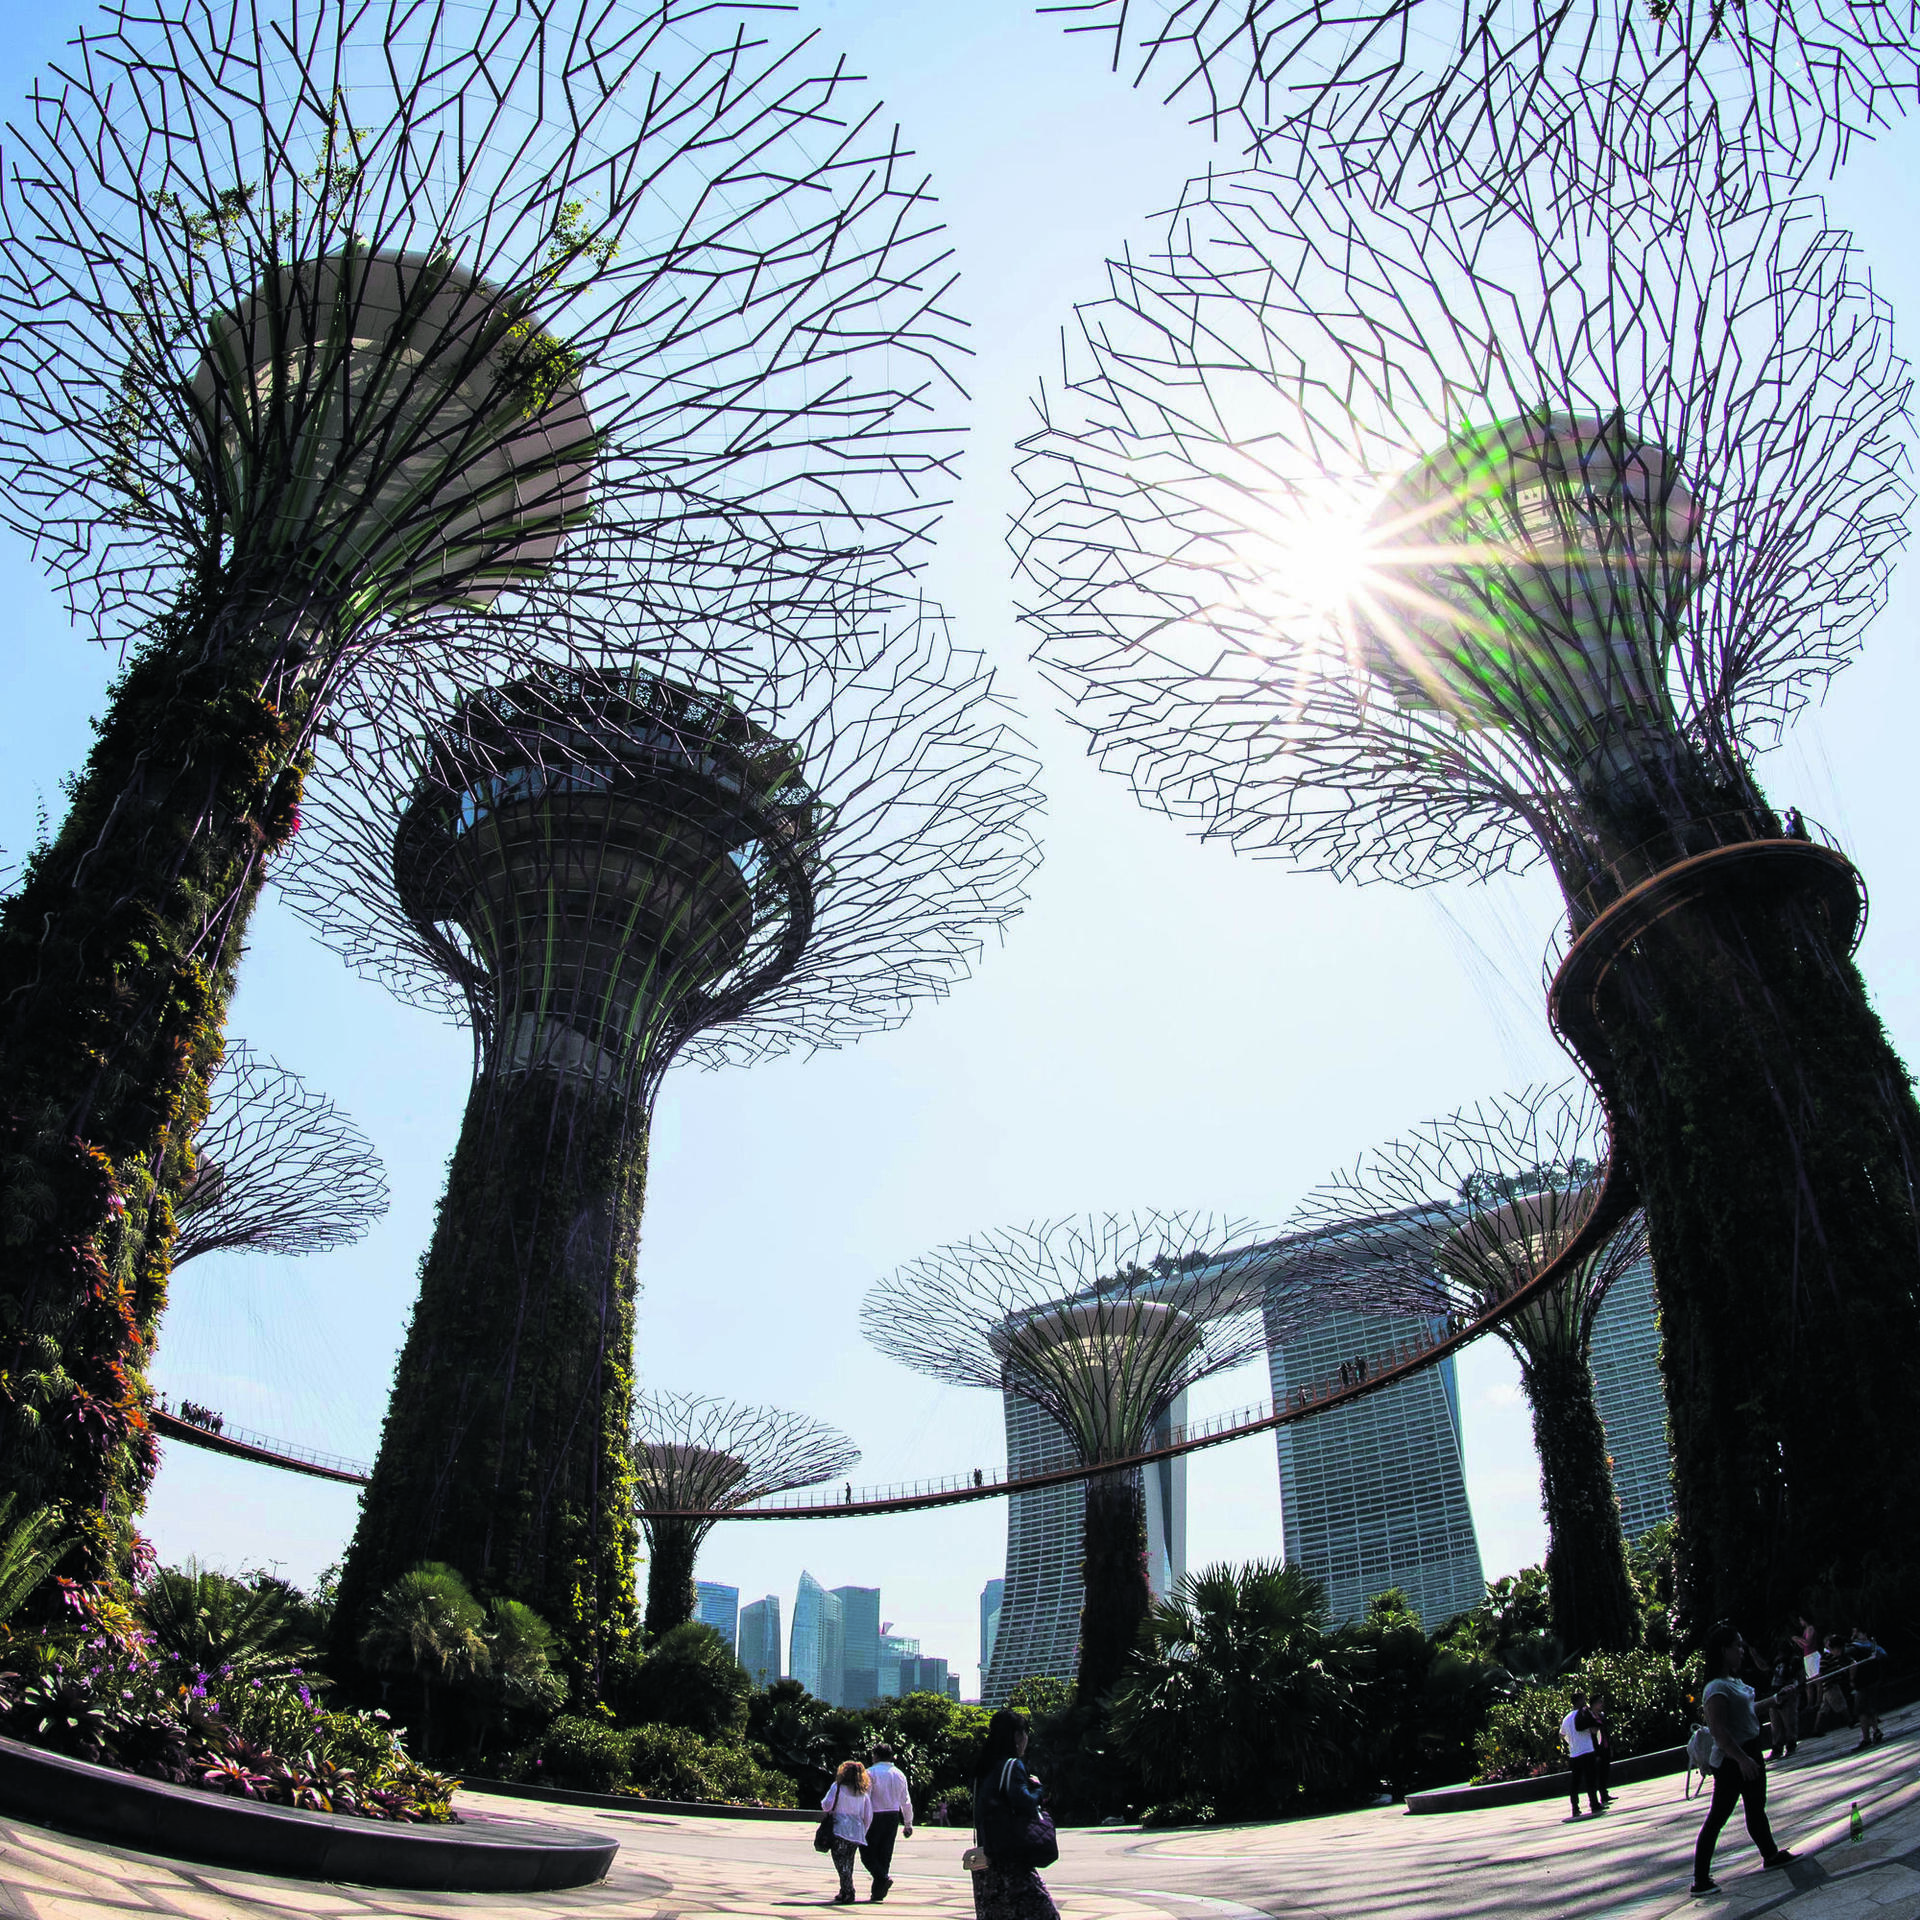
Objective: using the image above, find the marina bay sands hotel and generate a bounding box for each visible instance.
[980,1221,1669,1702]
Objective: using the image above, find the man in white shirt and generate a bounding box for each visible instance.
[1561,1690,1603,1820]
[861,1745,914,1902]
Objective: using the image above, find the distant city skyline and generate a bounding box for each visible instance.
[765,1568,970,1705]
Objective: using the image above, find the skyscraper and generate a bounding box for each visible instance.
[833,1585,882,1708]
[906,1655,951,1696]
[739,1595,782,1688]
[1586,1252,1673,1540]
[982,1393,1186,1703]
[790,1572,844,1704]
[879,1631,920,1700]
[1266,1301,1485,1627]
[695,1581,740,1651]
[979,1578,1005,1686]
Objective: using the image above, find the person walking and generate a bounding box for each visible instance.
[1692,1624,1793,1897]
[821,1759,874,1905]
[1848,1628,1887,1749]
[862,1745,914,1902]
[971,1707,1059,1920]
[1561,1691,1604,1819]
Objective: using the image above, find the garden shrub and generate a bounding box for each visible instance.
[523,1713,634,1791]
[1475,1649,1701,1781]
[619,1622,750,1739]
[0,1628,455,1819]
[622,1724,795,1805]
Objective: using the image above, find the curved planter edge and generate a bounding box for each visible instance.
[459,1773,818,1821]
[1405,1744,1688,1815]
[0,1735,616,1890]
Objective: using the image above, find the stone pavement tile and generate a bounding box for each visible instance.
[1751,1865,1920,1918]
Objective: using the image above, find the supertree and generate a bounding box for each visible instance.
[1009,114,1920,1630]
[630,1391,859,1642]
[1054,0,1919,197]
[1285,1085,1650,1654]
[0,0,966,1573]
[285,593,1040,1675]
[862,1213,1274,1701]
[170,1042,388,1267]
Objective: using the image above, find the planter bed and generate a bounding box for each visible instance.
[459,1772,817,1821]
[0,1735,616,1889]
[1405,1744,1688,1814]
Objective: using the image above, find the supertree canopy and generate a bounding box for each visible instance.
[0,0,966,1576]
[630,1391,859,1642]
[171,1042,388,1266]
[1285,1084,1649,1655]
[288,594,1040,1677]
[862,1213,1273,1700]
[1011,114,1920,1627]
[1058,0,1919,191]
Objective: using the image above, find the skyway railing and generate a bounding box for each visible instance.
[151,1409,370,1485]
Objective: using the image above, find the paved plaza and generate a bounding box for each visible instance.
[4,1708,1919,1920]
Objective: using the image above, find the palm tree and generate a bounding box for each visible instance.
[358,1562,491,1758]
[472,1598,565,1759]
[1107,1561,1357,1818]
[138,1561,318,1680]
[0,1494,68,1630]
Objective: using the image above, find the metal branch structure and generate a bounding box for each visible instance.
[1285,1084,1649,1653]
[0,0,966,1577]
[1012,109,1920,1628]
[171,1042,389,1266]
[863,1211,1274,1700]
[631,1392,859,1642]
[287,594,1040,1675]
[1054,0,1920,192]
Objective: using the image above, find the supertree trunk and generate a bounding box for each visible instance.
[643,1520,704,1642]
[1587,889,1920,1632]
[1523,1349,1639,1654]
[1078,1468,1152,1703]
[334,1066,644,1688]
[0,598,306,1580]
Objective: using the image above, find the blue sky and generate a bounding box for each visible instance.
[2,0,1917,1694]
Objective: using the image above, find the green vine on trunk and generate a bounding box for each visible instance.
[0,587,310,1585]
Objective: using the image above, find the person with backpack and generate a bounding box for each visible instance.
[967,1707,1060,1919]
[1692,1623,1794,1897]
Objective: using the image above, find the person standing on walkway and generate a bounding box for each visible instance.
[1848,1628,1887,1748]
[1561,1691,1604,1819]
[972,1707,1060,1920]
[1693,1624,1793,1897]
[821,1760,874,1905]
[1589,1689,1615,1807]
[1814,1634,1857,1737]
[1767,1636,1803,1759]
[862,1745,914,1902]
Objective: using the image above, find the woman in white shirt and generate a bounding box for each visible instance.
[821,1759,874,1905]
[1692,1623,1793,1896]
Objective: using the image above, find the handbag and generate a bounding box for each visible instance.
[814,1785,840,1854]
[977,1759,1059,1873]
